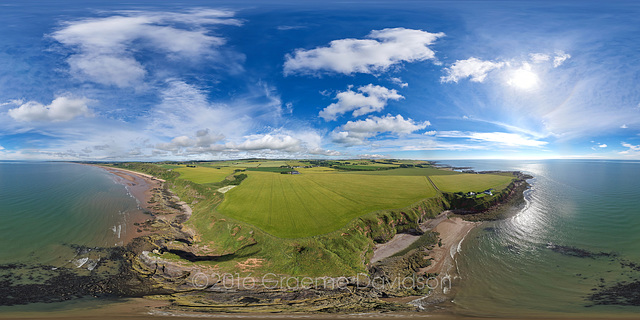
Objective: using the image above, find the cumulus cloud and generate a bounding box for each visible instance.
[553,51,571,67]
[284,28,444,75]
[621,124,628,129]
[156,129,225,152]
[443,50,571,84]
[319,84,403,121]
[308,148,342,156]
[154,127,341,157]
[8,96,91,122]
[599,144,608,148]
[332,114,430,145]
[52,10,241,87]
[438,131,548,147]
[441,57,505,83]
[232,134,301,152]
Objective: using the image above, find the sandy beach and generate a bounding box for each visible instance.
[370,211,477,274]
[419,217,477,275]
[88,165,166,244]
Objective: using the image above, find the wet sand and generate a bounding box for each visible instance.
[90,165,165,244]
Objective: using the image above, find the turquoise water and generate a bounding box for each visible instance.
[442,160,640,317]
[0,162,141,266]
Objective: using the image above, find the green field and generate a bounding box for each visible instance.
[255,160,289,167]
[166,160,514,239]
[346,167,460,176]
[174,166,236,184]
[246,167,294,173]
[217,172,437,238]
[430,173,513,193]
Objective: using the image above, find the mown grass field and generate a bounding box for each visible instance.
[216,172,437,238]
[430,173,514,193]
[174,166,236,184]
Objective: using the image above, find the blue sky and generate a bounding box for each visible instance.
[1,0,639,160]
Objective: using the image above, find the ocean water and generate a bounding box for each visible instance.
[0,162,141,267]
[441,160,640,318]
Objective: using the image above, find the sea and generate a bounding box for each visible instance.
[0,160,639,318]
[0,162,146,316]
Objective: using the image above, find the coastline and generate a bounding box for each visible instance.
[87,164,191,244]
[92,165,164,244]
[1,163,633,320]
[419,217,478,276]
[76,164,523,316]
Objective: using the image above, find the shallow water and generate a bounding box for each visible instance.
[442,160,640,318]
[0,162,145,266]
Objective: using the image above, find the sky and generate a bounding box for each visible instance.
[1,0,640,161]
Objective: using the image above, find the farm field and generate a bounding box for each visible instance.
[346,167,461,176]
[164,159,516,239]
[216,171,437,238]
[174,166,236,184]
[430,173,514,193]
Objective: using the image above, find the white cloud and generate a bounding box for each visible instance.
[52,10,241,87]
[441,57,505,83]
[332,114,430,145]
[553,51,571,67]
[390,77,409,88]
[620,142,640,155]
[319,84,403,121]
[8,96,91,122]
[67,54,146,88]
[599,144,607,148]
[156,129,225,152]
[232,134,301,152]
[423,130,437,136]
[309,148,342,156]
[438,131,548,147]
[529,53,550,63]
[358,154,388,159]
[284,28,444,75]
[148,80,250,139]
[468,132,547,147]
[0,145,4,150]
[621,124,628,129]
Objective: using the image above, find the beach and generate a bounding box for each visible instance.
[91,165,169,244]
[419,217,478,276]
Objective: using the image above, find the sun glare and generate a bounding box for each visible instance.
[508,67,539,90]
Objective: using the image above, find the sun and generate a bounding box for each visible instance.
[508,66,539,90]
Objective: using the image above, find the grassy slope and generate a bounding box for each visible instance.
[173,166,236,184]
[216,172,437,238]
[430,173,514,193]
